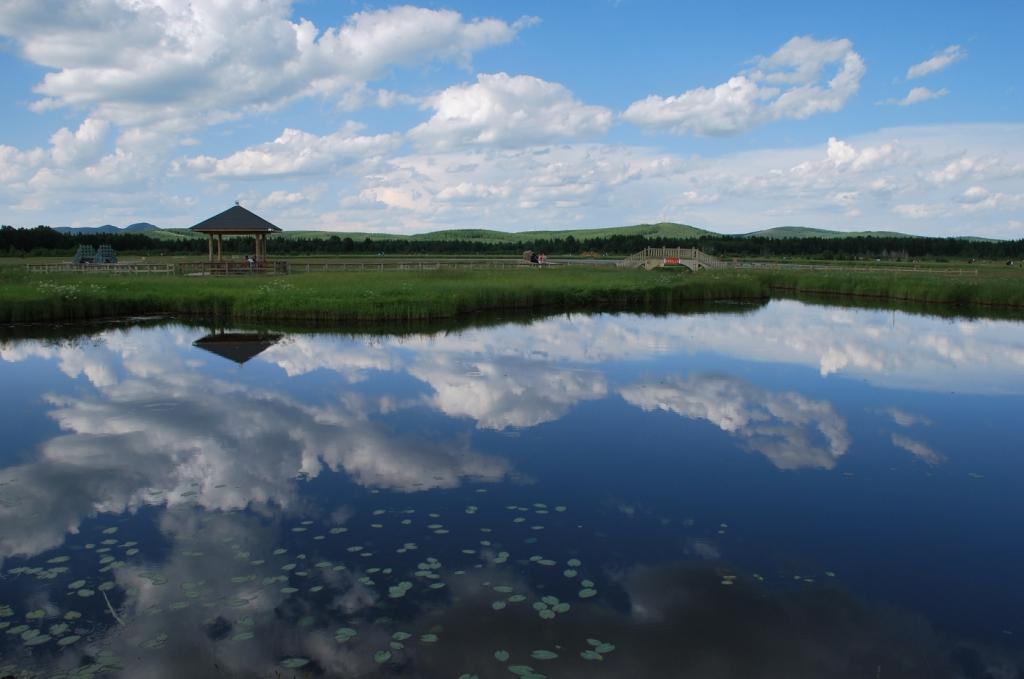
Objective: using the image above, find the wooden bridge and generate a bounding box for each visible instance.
[618,247,726,271]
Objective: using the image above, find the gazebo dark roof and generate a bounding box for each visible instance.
[189,205,282,234]
[192,332,282,365]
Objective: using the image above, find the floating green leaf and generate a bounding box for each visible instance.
[280,657,309,669]
[578,588,597,599]
[530,650,558,660]
[374,650,392,663]
[494,650,510,662]
[24,633,51,646]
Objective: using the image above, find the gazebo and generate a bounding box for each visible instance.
[189,203,282,265]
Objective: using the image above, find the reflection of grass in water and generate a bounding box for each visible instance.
[2,265,1023,324]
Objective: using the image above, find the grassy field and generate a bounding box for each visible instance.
[1,262,1023,325]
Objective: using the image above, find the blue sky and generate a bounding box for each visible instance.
[1,0,1021,237]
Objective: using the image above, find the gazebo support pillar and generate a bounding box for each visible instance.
[217,234,223,262]
[207,234,213,262]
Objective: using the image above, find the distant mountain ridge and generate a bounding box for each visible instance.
[55,222,158,235]
[50,221,1002,242]
[743,226,915,239]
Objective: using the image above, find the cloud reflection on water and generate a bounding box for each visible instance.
[0,335,510,559]
[619,374,851,470]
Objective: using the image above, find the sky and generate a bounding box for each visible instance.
[0,0,1022,237]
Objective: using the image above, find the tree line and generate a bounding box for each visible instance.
[2,225,1023,260]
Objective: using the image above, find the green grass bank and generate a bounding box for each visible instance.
[1,266,1022,325]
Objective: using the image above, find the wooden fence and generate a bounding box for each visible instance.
[26,263,174,274]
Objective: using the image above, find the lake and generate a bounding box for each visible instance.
[1,300,1023,678]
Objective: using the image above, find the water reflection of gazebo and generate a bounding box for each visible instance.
[192,331,282,365]
[188,204,283,273]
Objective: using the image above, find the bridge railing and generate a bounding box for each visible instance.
[618,247,726,270]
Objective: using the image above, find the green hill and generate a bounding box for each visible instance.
[148,222,712,244]
[140,222,1001,244]
[745,226,915,239]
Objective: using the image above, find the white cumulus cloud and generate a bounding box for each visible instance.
[0,1,532,130]
[622,36,864,135]
[410,73,613,149]
[181,125,400,178]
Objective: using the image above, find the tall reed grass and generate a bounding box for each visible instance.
[1,266,1021,324]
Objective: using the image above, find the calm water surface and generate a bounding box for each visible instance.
[1,300,1023,678]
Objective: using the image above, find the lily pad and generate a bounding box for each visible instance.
[280,657,310,669]
[530,650,558,660]
[374,650,392,663]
